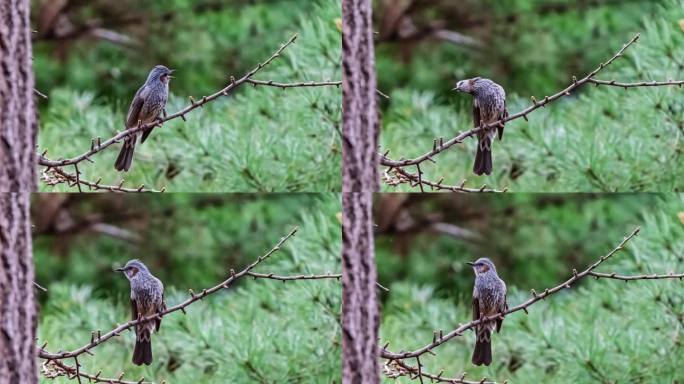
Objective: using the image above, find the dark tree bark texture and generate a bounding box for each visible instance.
[342,0,381,382]
[0,193,37,383]
[0,0,37,192]
[0,1,38,382]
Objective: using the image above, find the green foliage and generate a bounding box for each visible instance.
[35,0,341,192]
[378,194,684,383]
[379,0,684,192]
[36,194,341,383]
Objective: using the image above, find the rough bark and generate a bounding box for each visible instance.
[342,0,381,382]
[342,192,379,383]
[342,0,379,193]
[0,0,37,192]
[0,193,37,383]
[0,1,38,382]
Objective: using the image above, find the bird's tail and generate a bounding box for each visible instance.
[133,328,153,366]
[114,136,136,172]
[473,137,492,176]
[472,328,492,366]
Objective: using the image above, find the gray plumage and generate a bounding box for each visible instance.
[116,259,166,365]
[115,65,173,172]
[468,257,507,366]
[453,77,508,176]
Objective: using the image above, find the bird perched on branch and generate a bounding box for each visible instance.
[115,65,174,172]
[115,259,166,365]
[468,257,507,366]
[453,78,508,176]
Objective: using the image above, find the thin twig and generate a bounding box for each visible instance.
[588,271,684,281]
[587,78,684,88]
[34,281,48,292]
[246,271,389,291]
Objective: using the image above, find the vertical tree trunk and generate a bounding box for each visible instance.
[0,0,37,192]
[0,194,37,383]
[0,0,38,383]
[342,0,380,382]
[342,0,379,193]
[341,192,379,383]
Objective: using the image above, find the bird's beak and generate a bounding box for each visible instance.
[466,261,475,266]
[168,69,176,79]
[452,86,459,91]
[114,267,124,272]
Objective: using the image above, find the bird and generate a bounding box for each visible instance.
[115,259,166,365]
[453,77,508,176]
[115,65,174,172]
[467,257,507,366]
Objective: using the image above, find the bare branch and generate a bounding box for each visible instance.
[383,166,506,193]
[42,166,163,193]
[379,33,684,192]
[588,271,684,281]
[247,271,389,291]
[38,227,299,360]
[247,271,341,281]
[380,227,666,360]
[384,359,496,384]
[246,78,341,89]
[36,34,345,193]
[38,34,302,169]
[587,78,684,88]
[41,359,150,384]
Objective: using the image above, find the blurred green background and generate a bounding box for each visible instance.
[33,0,341,192]
[376,0,684,192]
[34,194,341,383]
[375,193,684,383]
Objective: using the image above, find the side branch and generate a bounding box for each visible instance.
[38,227,299,361]
[42,167,162,193]
[384,359,496,384]
[379,33,684,194]
[246,271,390,291]
[381,227,651,360]
[383,166,506,193]
[379,33,644,169]
[41,360,150,384]
[37,33,340,170]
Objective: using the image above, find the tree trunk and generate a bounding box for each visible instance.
[342,192,379,383]
[0,193,37,383]
[0,0,37,192]
[342,0,379,193]
[342,0,381,382]
[0,0,38,382]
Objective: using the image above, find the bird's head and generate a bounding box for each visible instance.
[115,259,149,280]
[452,77,481,94]
[467,257,496,275]
[147,65,175,85]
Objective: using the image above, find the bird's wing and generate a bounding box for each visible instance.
[496,285,508,333]
[130,298,139,321]
[156,282,166,332]
[125,87,147,129]
[472,99,481,129]
[472,297,480,322]
[496,294,508,333]
[497,100,508,141]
